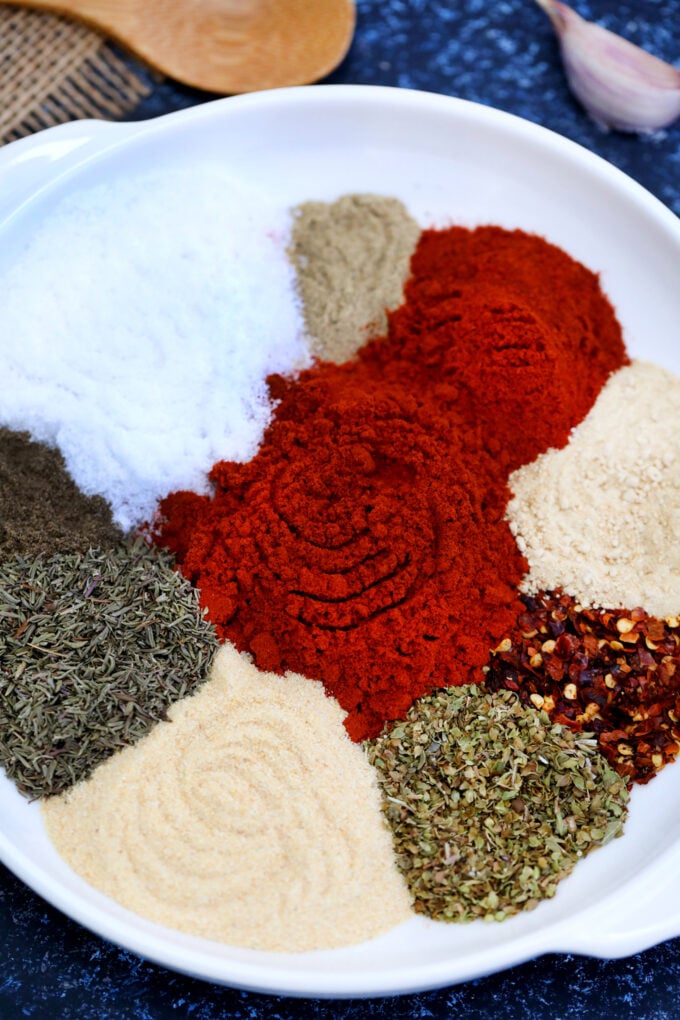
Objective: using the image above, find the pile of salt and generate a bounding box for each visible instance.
[0,166,309,529]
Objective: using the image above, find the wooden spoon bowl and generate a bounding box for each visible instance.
[6,0,357,93]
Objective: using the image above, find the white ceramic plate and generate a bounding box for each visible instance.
[0,86,679,998]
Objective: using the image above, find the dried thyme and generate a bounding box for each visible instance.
[365,685,628,923]
[0,539,218,798]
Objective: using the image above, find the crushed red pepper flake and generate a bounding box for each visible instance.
[484,591,680,785]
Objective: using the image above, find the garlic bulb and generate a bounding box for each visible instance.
[535,0,680,133]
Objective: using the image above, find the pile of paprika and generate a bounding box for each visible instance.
[155,225,627,741]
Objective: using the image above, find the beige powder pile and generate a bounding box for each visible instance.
[289,194,420,363]
[42,643,412,952]
[507,361,680,617]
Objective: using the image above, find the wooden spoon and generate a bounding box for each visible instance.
[7,0,357,93]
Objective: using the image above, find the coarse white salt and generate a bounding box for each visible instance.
[0,165,309,530]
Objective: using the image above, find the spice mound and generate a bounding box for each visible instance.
[42,643,413,952]
[154,224,627,742]
[485,591,680,784]
[0,166,309,530]
[366,685,628,923]
[289,194,421,363]
[0,428,122,557]
[157,389,526,742]
[0,540,217,798]
[507,361,680,619]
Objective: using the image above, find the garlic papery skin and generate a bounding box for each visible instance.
[535,0,680,133]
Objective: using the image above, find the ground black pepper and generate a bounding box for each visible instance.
[0,428,122,556]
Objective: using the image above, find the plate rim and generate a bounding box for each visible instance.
[1,83,680,997]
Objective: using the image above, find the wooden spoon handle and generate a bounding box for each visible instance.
[7,0,137,36]
[4,0,357,94]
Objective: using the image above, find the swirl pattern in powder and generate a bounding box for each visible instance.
[41,644,412,952]
[163,390,523,740]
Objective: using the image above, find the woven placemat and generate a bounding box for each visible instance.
[0,6,154,145]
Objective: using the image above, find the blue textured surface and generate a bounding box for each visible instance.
[2,1,680,1016]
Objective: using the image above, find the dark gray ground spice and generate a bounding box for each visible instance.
[0,428,122,556]
[365,685,628,923]
[0,539,218,798]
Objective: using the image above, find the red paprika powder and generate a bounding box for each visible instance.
[155,225,627,741]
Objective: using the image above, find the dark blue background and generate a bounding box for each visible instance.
[2,1,679,1016]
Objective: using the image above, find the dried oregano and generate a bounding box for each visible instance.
[365,685,628,922]
[0,539,218,799]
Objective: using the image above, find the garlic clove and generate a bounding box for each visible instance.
[535,0,680,133]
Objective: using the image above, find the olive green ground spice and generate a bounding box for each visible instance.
[0,539,218,798]
[0,428,122,556]
[365,685,628,923]
[289,194,421,363]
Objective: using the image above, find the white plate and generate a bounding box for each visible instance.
[0,85,679,998]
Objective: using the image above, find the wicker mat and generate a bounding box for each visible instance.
[0,6,154,145]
